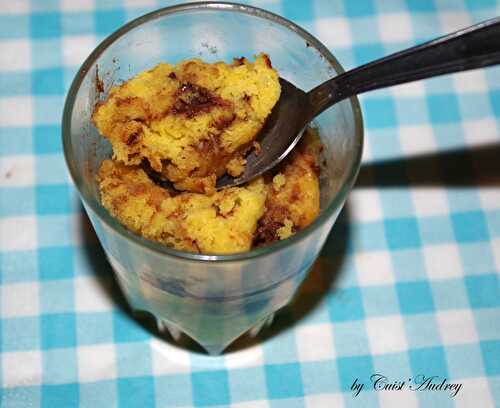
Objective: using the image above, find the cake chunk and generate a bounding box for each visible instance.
[92,54,281,194]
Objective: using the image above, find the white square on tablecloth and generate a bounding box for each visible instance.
[295,323,335,362]
[365,315,408,355]
[437,11,472,34]
[77,344,117,382]
[349,188,383,222]
[355,250,394,286]
[452,70,488,93]
[1,0,28,13]
[479,189,500,211]
[60,0,94,12]
[0,216,37,251]
[74,276,114,312]
[0,155,35,187]
[315,17,352,48]
[463,118,499,146]
[150,338,191,375]
[411,188,449,217]
[436,309,479,345]
[491,238,500,272]
[230,401,270,408]
[0,39,31,71]
[454,377,494,408]
[399,124,436,156]
[423,244,463,280]
[0,96,33,127]
[62,35,97,67]
[0,282,39,317]
[305,393,345,408]
[390,81,426,98]
[378,13,413,43]
[378,388,419,408]
[2,351,42,387]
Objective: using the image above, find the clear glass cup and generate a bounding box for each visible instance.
[62,2,363,355]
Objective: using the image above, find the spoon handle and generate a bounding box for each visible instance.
[308,16,500,118]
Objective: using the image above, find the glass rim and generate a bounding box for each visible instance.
[62,1,364,263]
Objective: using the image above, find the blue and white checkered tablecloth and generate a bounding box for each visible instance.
[1,0,500,407]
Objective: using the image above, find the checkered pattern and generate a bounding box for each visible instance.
[1,0,500,406]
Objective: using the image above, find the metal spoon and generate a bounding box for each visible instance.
[216,16,500,188]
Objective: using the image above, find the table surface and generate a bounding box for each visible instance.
[1,0,500,407]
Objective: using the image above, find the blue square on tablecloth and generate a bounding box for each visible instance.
[282,1,314,21]
[228,367,267,402]
[353,44,385,66]
[31,68,64,95]
[30,12,61,38]
[480,340,500,375]
[80,380,117,408]
[332,321,370,356]
[31,39,62,69]
[431,279,470,310]
[0,187,35,217]
[337,355,374,392]
[42,348,78,384]
[263,329,299,364]
[76,312,114,345]
[265,363,304,399]
[489,90,500,117]
[396,281,435,314]
[2,317,39,351]
[427,94,461,124]
[465,274,500,308]
[33,95,65,125]
[406,0,436,12]
[117,376,155,408]
[0,14,29,39]
[403,314,441,348]
[372,352,411,378]
[41,383,78,408]
[452,211,490,243]
[112,312,150,343]
[34,125,62,154]
[473,309,500,340]
[390,249,427,281]
[1,250,38,284]
[0,127,32,156]
[0,71,31,96]
[116,343,152,377]
[384,218,421,250]
[94,9,126,35]
[363,97,397,129]
[192,370,230,406]
[155,375,193,407]
[1,387,41,407]
[486,209,500,238]
[418,216,455,244]
[361,285,400,317]
[465,0,497,9]
[38,246,74,281]
[41,313,76,349]
[409,347,448,377]
[61,11,95,35]
[327,287,365,322]
[301,361,341,394]
[446,344,486,379]
[459,242,496,276]
[351,221,388,252]
[344,0,375,17]
[35,155,70,185]
[36,184,72,215]
[40,280,74,313]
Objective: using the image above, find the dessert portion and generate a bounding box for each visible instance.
[92,54,280,194]
[97,128,321,254]
[93,54,322,254]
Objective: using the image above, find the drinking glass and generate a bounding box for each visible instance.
[62,2,364,354]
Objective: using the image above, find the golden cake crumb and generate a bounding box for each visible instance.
[92,54,280,194]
